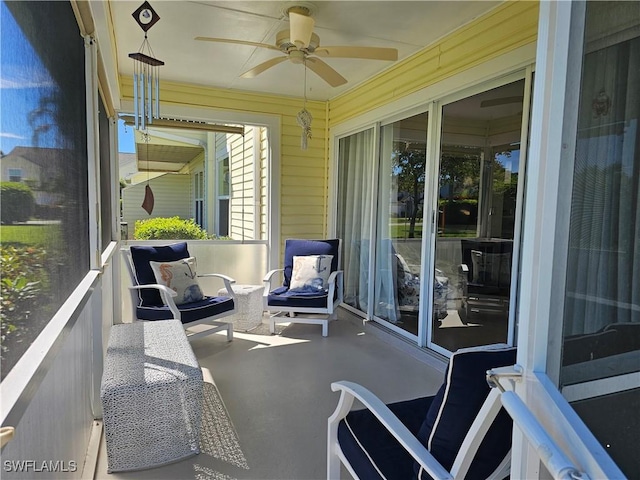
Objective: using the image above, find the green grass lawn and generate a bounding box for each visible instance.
[389,220,476,238]
[0,224,63,246]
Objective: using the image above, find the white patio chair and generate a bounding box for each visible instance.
[122,242,236,341]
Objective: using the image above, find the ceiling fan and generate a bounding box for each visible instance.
[195,4,398,87]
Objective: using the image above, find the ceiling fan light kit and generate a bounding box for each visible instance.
[195,2,398,88]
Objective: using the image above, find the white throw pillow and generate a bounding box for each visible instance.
[149,257,204,305]
[289,255,334,293]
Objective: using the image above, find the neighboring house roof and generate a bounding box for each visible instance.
[3,146,68,170]
[119,152,165,186]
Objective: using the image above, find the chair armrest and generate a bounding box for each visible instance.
[263,268,284,293]
[326,270,344,305]
[329,381,453,480]
[198,273,236,300]
[129,284,180,318]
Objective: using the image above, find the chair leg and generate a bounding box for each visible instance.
[322,321,328,337]
[226,322,233,342]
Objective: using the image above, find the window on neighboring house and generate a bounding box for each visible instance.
[217,156,229,236]
[8,168,22,182]
[0,0,89,380]
[194,170,204,228]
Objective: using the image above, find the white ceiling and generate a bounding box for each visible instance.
[107,1,501,102]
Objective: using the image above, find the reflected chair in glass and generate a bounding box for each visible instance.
[122,242,236,341]
[263,239,343,337]
[458,239,513,324]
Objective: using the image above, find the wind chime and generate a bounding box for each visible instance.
[129,1,163,214]
[296,61,312,150]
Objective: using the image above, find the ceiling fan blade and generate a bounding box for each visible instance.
[480,96,524,108]
[289,12,315,49]
[306,57,347,87]
[241,56,288,78]
[314,46,398,61]
[195,36,281,52]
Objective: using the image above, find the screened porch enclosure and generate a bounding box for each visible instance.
[1,1,638,479]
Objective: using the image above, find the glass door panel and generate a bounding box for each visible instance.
[558,4,639,474]
[373,112,428,336]
[336,128,376,314]
[431,80,525,352]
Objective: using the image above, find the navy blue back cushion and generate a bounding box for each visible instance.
[129,242,190,306]
[415,345,517,479]
[283,239,340,287]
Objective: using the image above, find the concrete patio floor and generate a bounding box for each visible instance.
[94,313,446,480]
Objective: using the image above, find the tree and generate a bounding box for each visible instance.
[392,145,426,238]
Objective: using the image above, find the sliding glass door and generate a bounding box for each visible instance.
[430,79,525,353]
[373,113,429,336]
[335,76,529,354]
[337,128,376,315]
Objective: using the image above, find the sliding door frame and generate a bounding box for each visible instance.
[425,69,532,356]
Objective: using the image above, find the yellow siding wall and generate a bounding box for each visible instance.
[120,77,328,246]
[329,1,539,126]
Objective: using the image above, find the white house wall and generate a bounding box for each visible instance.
[0,155,41,184]
[121,174,191,239]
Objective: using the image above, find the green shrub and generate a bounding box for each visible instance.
[0,246,48,348]
[134,217,210,240]
[1,182,35,224]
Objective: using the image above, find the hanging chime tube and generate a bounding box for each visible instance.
[154,66,159,119]
[147,63,153,124]
[140,69,145,130]
[133,68,139,130]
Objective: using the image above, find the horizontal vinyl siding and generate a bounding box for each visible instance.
[229,130,254,240]
[120,77,328,245]
[259,127,268,240]
[329,1,539,126]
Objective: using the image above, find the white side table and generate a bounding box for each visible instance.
[217,284,264,331]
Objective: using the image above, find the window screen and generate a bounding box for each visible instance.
[0,1,89,379]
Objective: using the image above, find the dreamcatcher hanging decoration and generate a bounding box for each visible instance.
[296,61,312,150]
[129,1,163,130]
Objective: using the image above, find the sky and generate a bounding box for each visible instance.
[118,118,136,153]
[0,2,136,156]
[0,2,58,155]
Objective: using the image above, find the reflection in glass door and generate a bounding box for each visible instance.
[374,112,428,336]
[431,80,525,352]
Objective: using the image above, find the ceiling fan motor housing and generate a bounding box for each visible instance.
[276,30,319,53]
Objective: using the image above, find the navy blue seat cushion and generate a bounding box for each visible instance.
[267,286,331,309]
[129,243,189,306]
[282,239,340,287]
[136,295,234,324]
[415,345,517,479]
[338,396,435,480]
